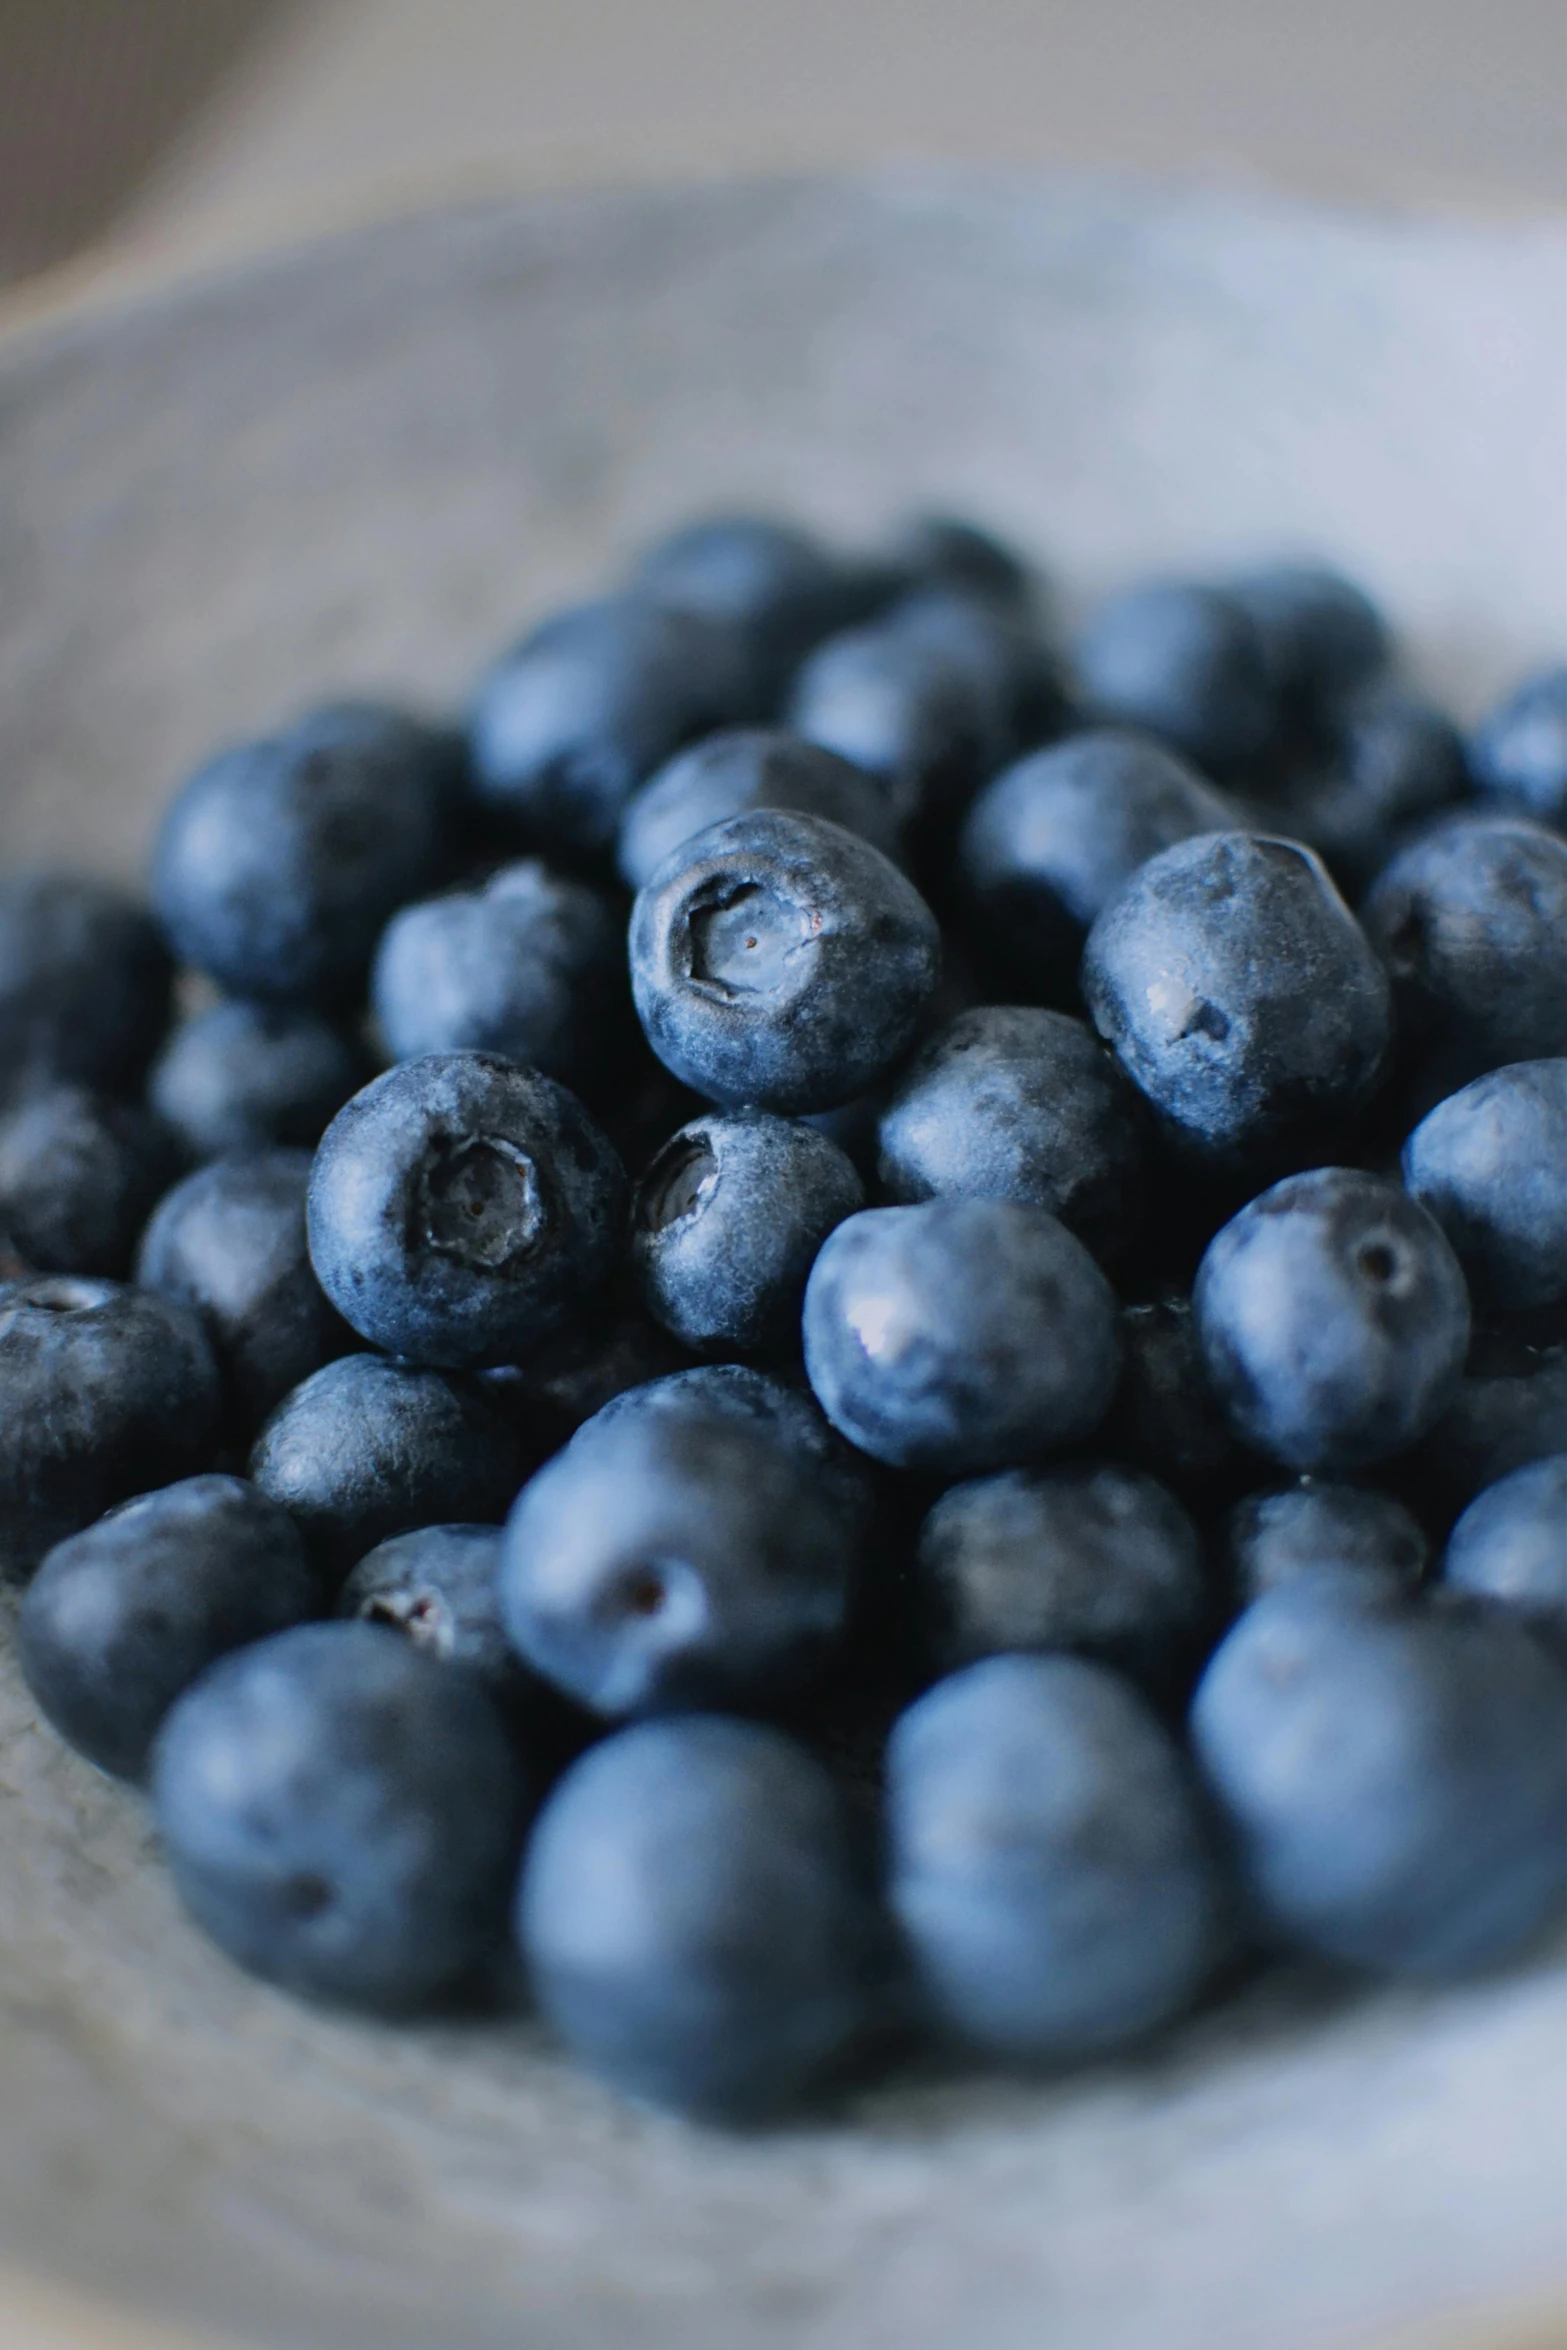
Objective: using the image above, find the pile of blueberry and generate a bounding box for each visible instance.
[3,512,1566,2123]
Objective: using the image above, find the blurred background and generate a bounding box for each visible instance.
[2,0,1565,297]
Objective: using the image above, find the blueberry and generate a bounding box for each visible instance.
[887,1654,1223,2058]
[629,810,941,1114]
[19,1475,319,1779]
[618,729,903,893]
[1441,1455,1567,1645]
[1275,691,1470,894]
[1082,832,1392,1164]
[915,1462,1209,1696]
[802,1200,1121,1475]
[307,1053,626,1369]
[631,514,858,704]
[1225,1480,1428,1605]
[788,615,999,829]
[149,1000,371,1161]
[0,1086,178,1275]
[1227,564,1390,724]
[876,1006,1147,1263]
[1360,815,1567,1099]
[632,1110,863,1355]
[152,1621,532,2010]
[500,1364,867,1716]
[880,513,1036,613]
[152,703,455,1005]
[0,1278,220,1577]
[887,585,1066,784]
[470,595,751,858]
[1074,581,1275,779]
[249,1353,527,1580]
[1403,1325,1567,1518]
[136,1150,352,1433]
[1194,1168,1470,1473]
[338,1523,567,1725]
[0,874,172,1099]
[1470,665,1567,829]
[371,859,625,1090]
[494,1304,691,1445]
[1191,1577,1567,1974]
[1098,1291,1243,1497]
[518,1714,880,2117]
[1402,1059,1567,1313]
[958,729,1238,994]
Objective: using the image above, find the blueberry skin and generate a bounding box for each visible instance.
[137,1150,351,1433]
[887,585,1066,785]
[1226,1481,1429,1606]
[1081,832,1392,1165]
[1277,691,1469,894]
[915,1463,1209,1695]
[1402,1060,1567,1314]
[887,1654,1223,2059]
[880,513,1036,614]
[1098,1292,1241,1497]
[0,1086,178,1276]
[632,1110,864,1355]
[469,595,751,858]
[1470,665,1567,829]
[372,860,625,1089]
[496,1305,691,1445]
[632,515,858,704]
[1361,816,1567,1095]
[1194,1169,1470,1474]
[153,1621,532,2011]
[1074,581,1275,779]
[149,1000,371,1161]
[249,1354,527,1581]
[518,1714,880,2117]
[338,1524,540,1708]
[1404,1327,1567,1519]
[876,1006,1147,1263]
[0,1278,220,1578]
[0,874,172,1099]
[618,729,903,893]
[499,1365,868,1716]
[629,809,941,1115]
[19,1476,320,1779]
[1191,1578,1567,1974]
[1227,564,1390,723]
[307,1053,627,1369]
[788,616,998,828]
[958,729,1238,993]
[802,1200,1121,1476]
[153,704,454,1005]
[1441,1455,1567,1643]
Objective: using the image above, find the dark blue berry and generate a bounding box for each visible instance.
[136,1150,351,1434]
[152,1621,532,2010]
[1192,1577,1567,1974]
[1074,581,1274,779]
[618,729,903,893]
[493,1303,690,1445]
[469,595,751,858]
[1225,1480,1428,1606]
[1227,563,1390,724]
[0,1086,177,1275]
[307,1052,626,1369]
[1098,1292,1242,1498]
[887,584,1066,783]
[958,729,1237,994]
[19,1475,319,1779]
[1361,815,1567,1100]
[249,1353,527,1580]
[500,1365,867,1716]
[1276,691,1469,893]
[1082,832,1392,1165]
[1404,1325,1567,1519]
[788,613,999,829]
[149,1000,371,1160]
[0,1277,220,1577]
[518,1714,880,2117]
[881,513,1036,613]
[372,859,625,1091]
[802,1200,1121,1475]
[632,1109,863,1355]
[887,1653,1223,2057]
[1402,1059,1567,1313]
[0,874,172,1099]
[629,809,941,1114]
[153,703,455,1005]
[631,514,859,704]
[1194,1168,1470,1473]
[338,1523,568,1727]
[1441,1455,1567,1645]
[876,1006,1147,1263]
[915,1462,1209,1696]
[1470,665,1567,830]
